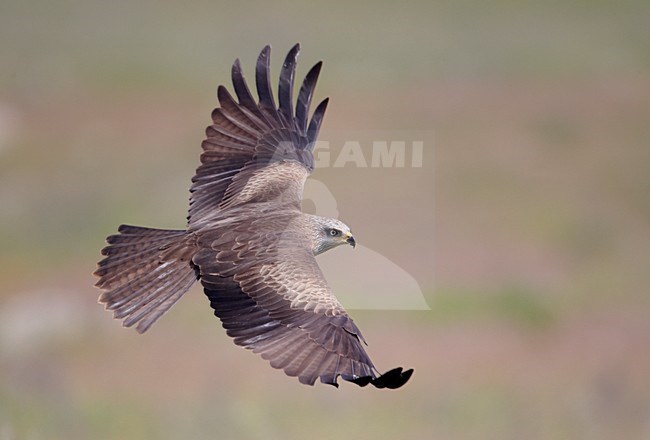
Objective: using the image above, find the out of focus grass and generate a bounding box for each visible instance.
[1,0,650,439]
[430,287,555,328]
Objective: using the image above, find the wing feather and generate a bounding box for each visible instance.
[278,43,300,127]
[188,45,328,227]
[217,85,268,134]
[231,58,261,116]
[307,97,329,144]
[193,221,413,388]
[255,45,279,121]
[295,61,322,135]
[208,109,257,143]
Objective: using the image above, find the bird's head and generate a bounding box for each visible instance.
[310,216,356,255]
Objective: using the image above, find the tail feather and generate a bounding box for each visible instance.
[94,225,198,333]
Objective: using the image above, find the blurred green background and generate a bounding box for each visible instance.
[1,1,649,439]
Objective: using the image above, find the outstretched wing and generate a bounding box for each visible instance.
[188,44,328,228]
[192,218,413,389]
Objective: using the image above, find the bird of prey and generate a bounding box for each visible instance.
[94,44,413,389]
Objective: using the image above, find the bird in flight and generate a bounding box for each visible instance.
[94,44,413,389]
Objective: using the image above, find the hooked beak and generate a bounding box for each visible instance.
[346,234,356,248]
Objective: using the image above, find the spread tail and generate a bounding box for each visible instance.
[94,225,199,333]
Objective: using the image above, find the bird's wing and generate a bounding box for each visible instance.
[192,219,413,389]
[188,44,328,228]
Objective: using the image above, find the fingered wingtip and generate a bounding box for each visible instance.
[284,43,300,64]
[278,43,302,121]
[370,367,413,389]
[326,367,413,389]
[260,44,271,57]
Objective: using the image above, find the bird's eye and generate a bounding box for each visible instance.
[329,229,339,237]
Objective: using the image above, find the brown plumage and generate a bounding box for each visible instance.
[94,44,413,389]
